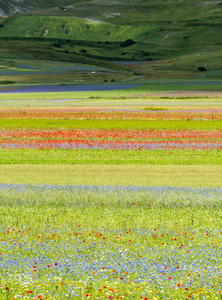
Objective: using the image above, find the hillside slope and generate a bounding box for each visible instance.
[0,0,221,76]
[1,0,222,21]
[0,16,156,41]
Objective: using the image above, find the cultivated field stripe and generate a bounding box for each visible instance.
[1,164,221,187]
[1,119,222,130]
[0,16,154,41]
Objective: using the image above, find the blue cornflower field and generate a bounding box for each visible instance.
[0,184,221,299]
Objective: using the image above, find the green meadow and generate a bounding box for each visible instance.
[0,148,221,165]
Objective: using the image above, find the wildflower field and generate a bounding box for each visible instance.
[0,94,222,299]
[1,184,222,300]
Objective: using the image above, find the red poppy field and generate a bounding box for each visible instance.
[0,128,221,151]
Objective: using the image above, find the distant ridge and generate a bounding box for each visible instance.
[0,0,32,16]
[0,0,87,16]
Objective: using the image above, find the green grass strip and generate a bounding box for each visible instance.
[1,119,222,130]
[0,149,221,165]
[0,164,221,187]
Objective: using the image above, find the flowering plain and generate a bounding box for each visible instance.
[0,96,221,299]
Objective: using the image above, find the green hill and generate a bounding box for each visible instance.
[0,0,221,80]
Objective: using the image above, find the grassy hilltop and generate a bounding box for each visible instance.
[0,0,222,82]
